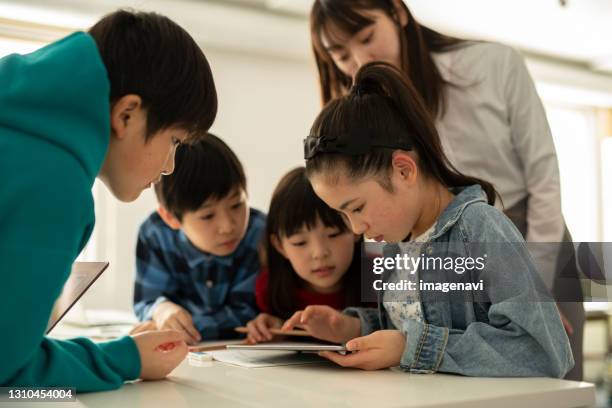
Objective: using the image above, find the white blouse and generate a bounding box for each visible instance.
[383,222,436,330]
[433,42,564,289]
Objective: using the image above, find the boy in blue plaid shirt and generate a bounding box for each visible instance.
[132,134,266,343]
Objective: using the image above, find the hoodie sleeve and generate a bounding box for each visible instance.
[0,156,141,391]
[0,32,141,391]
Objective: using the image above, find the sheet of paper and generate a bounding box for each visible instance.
[207,349,326,368]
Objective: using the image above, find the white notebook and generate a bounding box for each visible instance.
[205,349,328,368]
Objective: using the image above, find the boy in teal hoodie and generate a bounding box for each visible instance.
[0,10,217,392]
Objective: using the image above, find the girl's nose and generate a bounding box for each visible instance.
[312,242,331,260]
[353,47,373,69]
[350,219,367,236]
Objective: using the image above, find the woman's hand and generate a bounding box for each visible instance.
[281,305,361,344]
[319,330,406,370]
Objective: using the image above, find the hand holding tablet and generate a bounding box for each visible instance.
[280,305,362,344]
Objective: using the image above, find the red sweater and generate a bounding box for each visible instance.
[255,268,347,314]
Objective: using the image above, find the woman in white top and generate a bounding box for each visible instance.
[308,0,583,380]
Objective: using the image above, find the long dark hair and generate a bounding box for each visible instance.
[265,167,361,319]
[305,62,497,205]
[310,0,464,117]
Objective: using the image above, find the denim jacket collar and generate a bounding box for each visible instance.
[429,184,487,241]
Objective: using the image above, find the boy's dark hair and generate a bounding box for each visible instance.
[89,9,217,141]
[154,133,246,220]
[265,167,361,319]
[305,62,498,206]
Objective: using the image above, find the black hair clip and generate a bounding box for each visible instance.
[303,132,412,160]
[304,134,344,159]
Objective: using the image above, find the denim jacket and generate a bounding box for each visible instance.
[345,185,574,377]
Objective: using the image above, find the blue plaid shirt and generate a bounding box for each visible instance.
[133,207,266,340]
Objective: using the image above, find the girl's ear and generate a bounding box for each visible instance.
[353,233,361,243]
[110,94,143,140]
[157,206,182,230]
[270,234,288,259]
[391,0,409,27]
[391,150,418,186]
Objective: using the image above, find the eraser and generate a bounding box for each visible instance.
[188,351,214,362]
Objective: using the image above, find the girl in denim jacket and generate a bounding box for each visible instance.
[282,62,573,378]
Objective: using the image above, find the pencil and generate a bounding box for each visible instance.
[187,344,228,352]
[233,327,312,337]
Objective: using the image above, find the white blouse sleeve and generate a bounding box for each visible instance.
[503,46,565,290]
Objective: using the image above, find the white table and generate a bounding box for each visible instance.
[41,324,597,408]
[22,357,594,408]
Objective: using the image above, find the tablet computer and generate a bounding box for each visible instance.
[227,342,346,352]
[46,261,109,334]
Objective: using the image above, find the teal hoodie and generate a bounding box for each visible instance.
[0,32,141,391]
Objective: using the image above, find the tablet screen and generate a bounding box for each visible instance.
[46,262,109,333]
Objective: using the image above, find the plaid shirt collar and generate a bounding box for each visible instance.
[178,229,236,269]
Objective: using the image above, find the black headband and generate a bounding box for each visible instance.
[303,132,412,160]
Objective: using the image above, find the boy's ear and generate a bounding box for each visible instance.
[270,234,288,259]
[110,94,143,140]
[157,206,182,230]
[391,150,418,186]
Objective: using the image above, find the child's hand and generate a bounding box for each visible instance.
[152,301,201,345]
[131,330,188,380]
[281,305,361,344]
[319,330,406,370]
[246,313,283,343]
[129,320,157,335]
